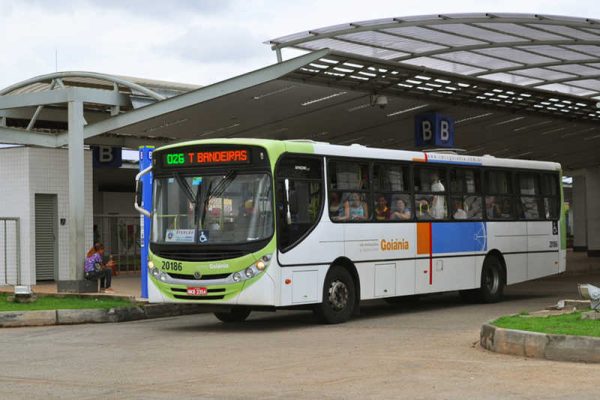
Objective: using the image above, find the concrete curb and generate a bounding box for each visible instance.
[0,303,216,328]
[480,323,600,363]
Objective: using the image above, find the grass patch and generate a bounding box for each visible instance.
[0,293,134,312]
[493,311,600,338]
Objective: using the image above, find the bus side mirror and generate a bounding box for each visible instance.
[134,180,151,218]
[136,181,143,206]
[284,178,292,225]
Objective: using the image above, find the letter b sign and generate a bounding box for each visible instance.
[415,113,454,148]
[99,146,114,163]
[422,120,433,141]
[92,146,122,168]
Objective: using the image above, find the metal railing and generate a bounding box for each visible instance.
[93,215,141,274]
[0,218,21,286]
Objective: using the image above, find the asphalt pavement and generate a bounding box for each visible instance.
[1,271,600,400]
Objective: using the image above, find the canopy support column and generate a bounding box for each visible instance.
[585,167,600,257]
[57,100,93,292]
[572,175,587,252]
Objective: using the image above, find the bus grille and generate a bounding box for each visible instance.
[153,249,248,262]
[166,272,230,280]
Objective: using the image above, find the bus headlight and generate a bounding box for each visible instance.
[148,260,155,269]
[151,268,160,278]
[230,254,272,283]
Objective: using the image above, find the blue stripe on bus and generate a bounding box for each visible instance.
[431,222,487,253]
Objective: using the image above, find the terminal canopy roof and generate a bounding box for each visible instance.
[1,13,600,171]
[269,13,600,100]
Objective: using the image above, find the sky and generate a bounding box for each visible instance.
[2,0,600,89]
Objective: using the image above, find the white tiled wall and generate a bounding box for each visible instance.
[100,192,136,215]
[0,147,93,284]
[0,147,31,284]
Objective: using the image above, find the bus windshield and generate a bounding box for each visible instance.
[152,172,273,245]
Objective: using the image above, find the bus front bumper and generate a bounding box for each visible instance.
[147,269,276,306]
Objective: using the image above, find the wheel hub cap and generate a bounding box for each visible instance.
[328,280,349,311]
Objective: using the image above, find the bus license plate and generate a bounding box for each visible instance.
[187,287,208,296]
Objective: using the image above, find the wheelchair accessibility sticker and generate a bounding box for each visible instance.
[198,230,210,243]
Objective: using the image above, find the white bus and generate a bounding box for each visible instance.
[136,139,566,324]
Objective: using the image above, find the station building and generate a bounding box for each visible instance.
[1,13,599,293]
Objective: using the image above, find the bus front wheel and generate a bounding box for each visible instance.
[460,256,505,303]
[214,307,251,323]
[314,266,356,324]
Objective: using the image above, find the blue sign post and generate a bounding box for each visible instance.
[415,113,455,148]
[139,146,154,299]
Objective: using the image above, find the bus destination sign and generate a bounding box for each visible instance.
[162,148,250,168]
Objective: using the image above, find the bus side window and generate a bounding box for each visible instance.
[518,173,541,220]
[328,160,370,222]
[485,171,514,220]
[373,163,410,222]
[541,173,560,220]
[414,166,447,220]
[449,169,482,220]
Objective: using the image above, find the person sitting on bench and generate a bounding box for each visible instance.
[84,243,115,293]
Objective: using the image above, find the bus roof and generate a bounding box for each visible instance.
[156,138,561,172]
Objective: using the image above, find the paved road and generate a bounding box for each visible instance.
[1,272,600,400]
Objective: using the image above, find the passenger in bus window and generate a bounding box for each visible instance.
[390,197,411,220]
[500,198,514,219]
[329,191,350,221]
[485,196,501,219]
[520,197,539,219]
[374,194,390,221]
[430,172,446,219]
[415,196,431,220]
[430,171,445,192]
[348,192,369,221]
[453,199,467,220]
[465,196,483,219]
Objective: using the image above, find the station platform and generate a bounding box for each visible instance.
[1,274,142,299]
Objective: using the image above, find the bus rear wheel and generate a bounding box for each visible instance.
[214,307,251,323]
[314,266,356,324]
[460,255,505,303]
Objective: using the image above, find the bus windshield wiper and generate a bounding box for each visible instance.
[196,170,237,227]
[174,173,195,205]
[208,170,237,201]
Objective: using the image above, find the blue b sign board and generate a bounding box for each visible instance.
[92,146,122,168]
[415,113,455,148]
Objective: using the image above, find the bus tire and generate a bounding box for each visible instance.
[314,266,356,324]
[214,307,251,323]
[460,256,505,303]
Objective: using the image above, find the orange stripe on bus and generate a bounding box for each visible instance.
[416,222,431,255]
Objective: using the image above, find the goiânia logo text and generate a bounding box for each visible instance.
[380,238,410,251]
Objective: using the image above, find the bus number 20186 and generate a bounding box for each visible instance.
[161,261,183,271]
